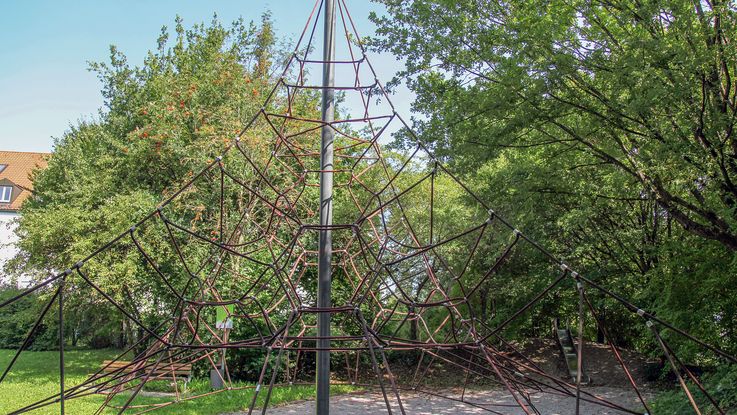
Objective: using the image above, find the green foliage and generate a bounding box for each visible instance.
[370,0,737,364]
[0,286,59,350]
[651,365,737,414]
[4,14,313,353]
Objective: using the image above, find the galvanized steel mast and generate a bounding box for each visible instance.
[316,0,336,413]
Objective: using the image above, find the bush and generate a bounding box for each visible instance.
[650,364,737,414]
[0,286,59,351]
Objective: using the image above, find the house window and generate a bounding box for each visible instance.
[0,164,6,173]
[0,186,12,203]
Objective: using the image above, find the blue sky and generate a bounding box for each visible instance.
[0,0,410,153]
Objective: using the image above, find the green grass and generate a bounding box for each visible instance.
[0,348,118,414]
[0,349,359,414]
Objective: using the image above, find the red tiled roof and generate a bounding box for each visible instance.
[0,151,50,211]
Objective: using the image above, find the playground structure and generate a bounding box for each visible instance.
[553,318,590,385]
[1,0,736,414]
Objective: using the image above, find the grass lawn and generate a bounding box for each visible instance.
[0,349,358,414]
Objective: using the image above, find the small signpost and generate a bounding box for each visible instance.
[211,304,234,389]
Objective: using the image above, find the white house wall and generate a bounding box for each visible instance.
[0,211,29,286]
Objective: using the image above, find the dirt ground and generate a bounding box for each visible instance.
[517,338,654,387]
[256,386,653,414]
[233,338,658,414]
[368,338,655,390]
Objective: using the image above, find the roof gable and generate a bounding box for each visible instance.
[0,151,50,211]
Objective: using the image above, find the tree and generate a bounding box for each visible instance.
[370,0,737,359]
[6,14,318,350]
[371,0,737,249]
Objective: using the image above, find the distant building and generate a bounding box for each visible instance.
[0,151,50,286]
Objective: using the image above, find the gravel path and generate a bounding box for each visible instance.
[248,387,652,414]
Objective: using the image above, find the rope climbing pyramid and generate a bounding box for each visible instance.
[1,0,734,414]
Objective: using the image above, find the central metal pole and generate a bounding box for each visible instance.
[316,0,336,414]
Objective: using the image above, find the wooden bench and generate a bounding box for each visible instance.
[100,360,192,384]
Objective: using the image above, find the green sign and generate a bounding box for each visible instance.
[215,304,234,329]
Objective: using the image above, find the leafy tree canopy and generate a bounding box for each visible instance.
[7,13,314,349]
[370,0,737,360]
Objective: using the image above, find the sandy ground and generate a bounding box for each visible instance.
[240,387,653,415]
[228,339,657,414]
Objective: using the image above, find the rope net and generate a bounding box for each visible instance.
[1,1,734,414]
